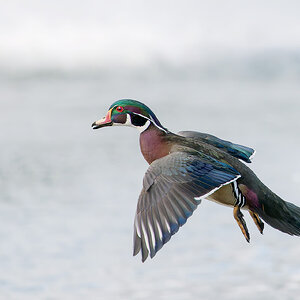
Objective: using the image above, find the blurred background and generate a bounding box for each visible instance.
[0,0,300,299]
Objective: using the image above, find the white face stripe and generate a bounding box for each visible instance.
[110,113,135,127]
[137,120,151,133]
[111,114,151,132]
[110,106,167,133]
[124,114,132,126]
[132,112,168,133]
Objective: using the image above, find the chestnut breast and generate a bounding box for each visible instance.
[139,125,171,164]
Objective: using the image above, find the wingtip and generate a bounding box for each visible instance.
[141,252,148,263]
[249,149,256,161]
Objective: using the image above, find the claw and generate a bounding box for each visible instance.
[233,206,250,242]
[249,211,264,234]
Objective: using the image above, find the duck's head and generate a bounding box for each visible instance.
[92,99,167,133]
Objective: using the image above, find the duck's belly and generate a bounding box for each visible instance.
[206,184,249,210]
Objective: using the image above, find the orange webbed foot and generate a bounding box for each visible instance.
[233,206,250,242]
[249,211,264,234]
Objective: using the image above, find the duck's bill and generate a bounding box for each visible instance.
[92,109,113,129]
[91,119,113,129]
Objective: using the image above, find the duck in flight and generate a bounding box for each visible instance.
[92,99,300,262]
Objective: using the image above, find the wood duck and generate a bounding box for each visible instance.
[92,99,300,262]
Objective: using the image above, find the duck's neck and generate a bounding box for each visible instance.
[139,123,171,164]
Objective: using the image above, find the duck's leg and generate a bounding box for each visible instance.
[209,182,262,241]
[233,205,250,242]
[249,211,264,234]
[232,181,250,242]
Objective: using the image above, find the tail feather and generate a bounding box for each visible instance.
[258,196,300,236]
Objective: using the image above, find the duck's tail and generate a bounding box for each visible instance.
[257,190,300,236]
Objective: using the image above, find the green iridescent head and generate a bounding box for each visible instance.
[92,99,167,132]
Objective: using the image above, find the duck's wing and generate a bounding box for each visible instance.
[178,131,255,163]
[133,150,240,262]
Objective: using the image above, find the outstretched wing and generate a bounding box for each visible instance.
[178,131,255,163]
[133,150,241,262]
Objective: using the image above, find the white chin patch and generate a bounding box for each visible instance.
[113,114,151,132]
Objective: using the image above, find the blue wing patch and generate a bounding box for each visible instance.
[133,150,240,262]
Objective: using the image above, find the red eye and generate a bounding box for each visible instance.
[116,106,124,112]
